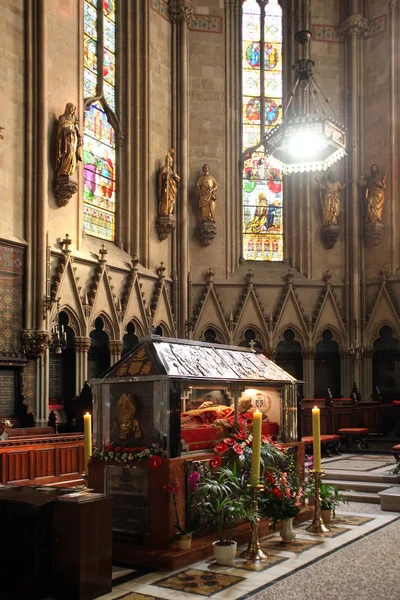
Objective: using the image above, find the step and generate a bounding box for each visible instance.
[323,478,392,494]
[323,471,396,484]
[342,490,381,504]
[378,486,400,512]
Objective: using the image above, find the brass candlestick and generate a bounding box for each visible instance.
[306,470,330,534]
[240,484,268,562]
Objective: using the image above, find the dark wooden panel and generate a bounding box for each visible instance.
[60,446,79,475]
[36,449,55,478]
[7,451,29,482]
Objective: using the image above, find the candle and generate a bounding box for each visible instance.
[251,410,262,486]
[83,412,92,476]
[312,406,321,472]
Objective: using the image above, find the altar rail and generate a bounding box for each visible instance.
[0,434,84,486]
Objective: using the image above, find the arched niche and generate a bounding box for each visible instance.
[122,321,140,356]
[49,310,76,410]
[237,327,263,350]
[373,325,400,401]
[88,316,111,378]
[275,328,303,381]
[314,329,341,398]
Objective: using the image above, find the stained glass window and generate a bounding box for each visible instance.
[242,0,283,261]
[83,0,117,242]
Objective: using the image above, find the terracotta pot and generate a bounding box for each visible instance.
[177,533,192,550]
[212,540,237,565]
[321,509,332,524]
[280,517,296,543]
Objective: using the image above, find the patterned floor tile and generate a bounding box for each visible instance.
[260,537,324,554]
[206,553,287,573]
[154,568,245,597]
[332,514,374,526]
[297,523,349,538]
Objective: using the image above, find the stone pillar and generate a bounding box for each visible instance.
[109,341,123,366]
[361,347,374,401]
[74,337,91,394]
[301,348,315,399]
[339,15,368,389]
[36,349,49,426]
[169,0,193,336]
[389,1,399,272]
[340,349,352,398]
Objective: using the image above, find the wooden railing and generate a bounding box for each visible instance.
[0,433,85,486]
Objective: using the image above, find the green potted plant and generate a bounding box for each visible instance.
[319,483,347,523]
[192,467,258,565]
[163,475,201,550]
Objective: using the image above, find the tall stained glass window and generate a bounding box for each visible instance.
[83,0,118,242]
[242,0,283,261]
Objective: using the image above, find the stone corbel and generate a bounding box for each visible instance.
[365,222,384,247]
[321,224,340,249]
[54,174,78,206]
[156,214,176,241]
[198,221,217,246]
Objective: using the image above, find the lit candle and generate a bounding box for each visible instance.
[83,412,92,476]
[312,406,321,472]
[251,410,262,486]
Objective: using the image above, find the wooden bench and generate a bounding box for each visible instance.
[337,428,369,451]
[302,434,341,458]
[7,426,54,438]
[392,444,400,461]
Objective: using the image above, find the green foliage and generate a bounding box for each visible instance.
[191,467,258,544]
[393,461,400,477]
[305,480,347,517]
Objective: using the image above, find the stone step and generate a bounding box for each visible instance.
[323,471,396,484]
[324,478,392,494]
[378,486,400,511]
[342,490,381,504]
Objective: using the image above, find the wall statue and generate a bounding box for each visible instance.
[54,102,82,206]
[116,393,142,440]
[360,163,387,246]
[196,163,218,246]
[156,148,180,240]
[316,170,348,249]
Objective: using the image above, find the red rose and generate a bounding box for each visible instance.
[210,456,222,469]
[223,438,235,445]
[233,443,244,455]
[214,442,229,454]
[114,447,122,453]
[105,444,113,453]
[148,455,162,469]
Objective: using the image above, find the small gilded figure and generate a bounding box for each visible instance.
[116,393,142,439]
[317,170,349,226]
[360,163,387,223]
[158,148,180,216]
[56,102,82,177]
[196,164,218,223]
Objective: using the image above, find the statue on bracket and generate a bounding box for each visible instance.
[316,170,348,249]
[54,102,82,206]
[156,148,180,240]
[360,163,387,246]
[196,163,218,246]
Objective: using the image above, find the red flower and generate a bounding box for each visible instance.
[233,443,244,455]
[272,441,285,451]
[223,438,235,445]
[114,447,122,453]
[261,435,271,444]
[210,456,222,468]
[234,430,247,441]
[214,442,229,454]
[272,488,283,499]
[148,455,162,469]
[105,444,113,453]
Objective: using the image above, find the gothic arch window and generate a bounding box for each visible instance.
[122,321,140,356]
[238,328,263,350]
[83,0,121,242]
[242,0,283,261]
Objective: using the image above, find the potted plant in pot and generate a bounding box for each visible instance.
[192,467,258,566]
[319,483,347,523]
[163,475,201,550]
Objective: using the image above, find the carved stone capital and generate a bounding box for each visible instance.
[54,174,78,206]
[339,15,369,38]
[109,340,123,355]
[20,330,51,359]
[198,221,217,246]
[339,349,353,360]
[365,221,384,247]
[156,214,176,241]
[321,224,340,249]
[302,348,316,360]
[168,0,193,25]
[362,347,375,358]
[389,0,399,15]
[74,337,91,353]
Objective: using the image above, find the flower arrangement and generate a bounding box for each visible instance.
[90,442,166,468]
[213,426,287,473]
[163,472,202,538]
[260,464,303,527]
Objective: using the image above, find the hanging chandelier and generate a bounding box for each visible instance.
[244,31,347,175]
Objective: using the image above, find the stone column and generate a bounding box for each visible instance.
[389,1,399,272]
[74,337,91,394]
[339,15,368,389]
[301,348,315,399]
[169,0,193,336]
[109,341,123,366]
[340,349,352,398]
[361,347,374,401]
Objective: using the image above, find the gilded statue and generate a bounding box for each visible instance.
[158,149,180,216]
[360,163,387,223]
[116,393,142,439]
[56,103,82,177]
[317,170,348,226]
[196,164,218,223]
